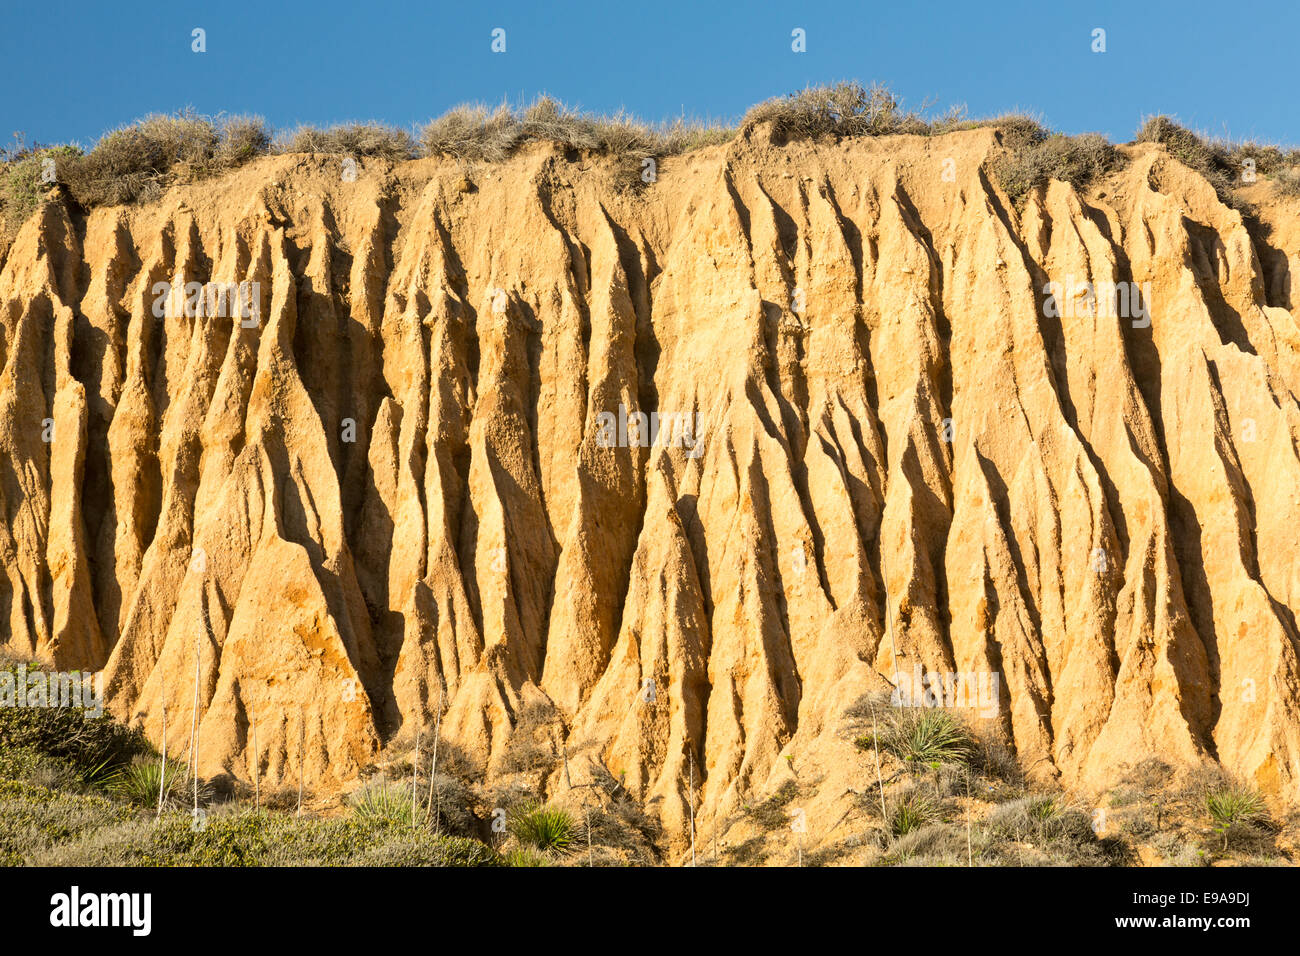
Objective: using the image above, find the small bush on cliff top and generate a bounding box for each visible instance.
[1130,115,1300,204]
[1135,114,1235,202]
[418,95,732,162]
[0,140,83,229]
[989,118,1119,210]
[61,109,221,205]
[279,122,415,161]
[741,81,929,140]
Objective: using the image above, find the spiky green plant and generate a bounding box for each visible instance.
[879,708,974,767]
[108,756,195,807]
[1028,796,1059,822]
[504,847,549,867]
[1206,786,1266,827]
[1206,786,1267,850]
[348,780,417,826]
[78,756,123,791]
[890,793,938,837]
[508,803,575,853]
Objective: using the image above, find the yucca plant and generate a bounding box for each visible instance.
[508,803,575,854]
[349,780,417,826]
[78,755,123,791]
[109,756,193,807]
[890,793,938,837]
[1028,795,1059,822]
[1206,786,1267,850]
[880,708,974,767]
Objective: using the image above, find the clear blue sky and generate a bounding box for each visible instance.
[3,0,1297,148]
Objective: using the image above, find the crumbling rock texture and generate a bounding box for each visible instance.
[2,125,1299,842]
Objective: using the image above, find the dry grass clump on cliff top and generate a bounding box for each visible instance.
[0,140,83,230]
[986,114,1119,210]
[278,121,416,161]
[0,111,271,220]
[56,110,271,206]
[418,95,733,162]
[740,81,931,140]
[11,87,1300,231]
[1135,114,1300,205]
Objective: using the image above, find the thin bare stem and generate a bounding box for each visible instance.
[424,688,443,828]
[870,702,887,820]
[297,707,305,817]
[411,728,421,830]
[251,704,259,813]
[688,747,697,867]
[156,702,167,820]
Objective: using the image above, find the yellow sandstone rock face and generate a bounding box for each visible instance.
[2,125,1299,833]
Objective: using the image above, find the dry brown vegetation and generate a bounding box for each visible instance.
[11,83,1267,235]
[1135,114,1300,205]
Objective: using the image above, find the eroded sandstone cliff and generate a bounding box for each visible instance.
[2,124,1299,842]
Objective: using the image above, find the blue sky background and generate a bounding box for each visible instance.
[3,0,1296,149]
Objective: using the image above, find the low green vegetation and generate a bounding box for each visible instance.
[859,705,974,768]
[107,756,194,808]
[743,779,802,831]
[890,791,940,837]
[1205,783,1270,851]
[0,656,149,779]
[508,803,575,854]
[348,779,419,826]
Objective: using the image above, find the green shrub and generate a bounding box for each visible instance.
[0,661,147,776]
[504,847,549,867]
[138,811,271,866]
[351,833,503,867]
[0,779,133,865]
[0,144,83,231]
[0,745,72,785]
